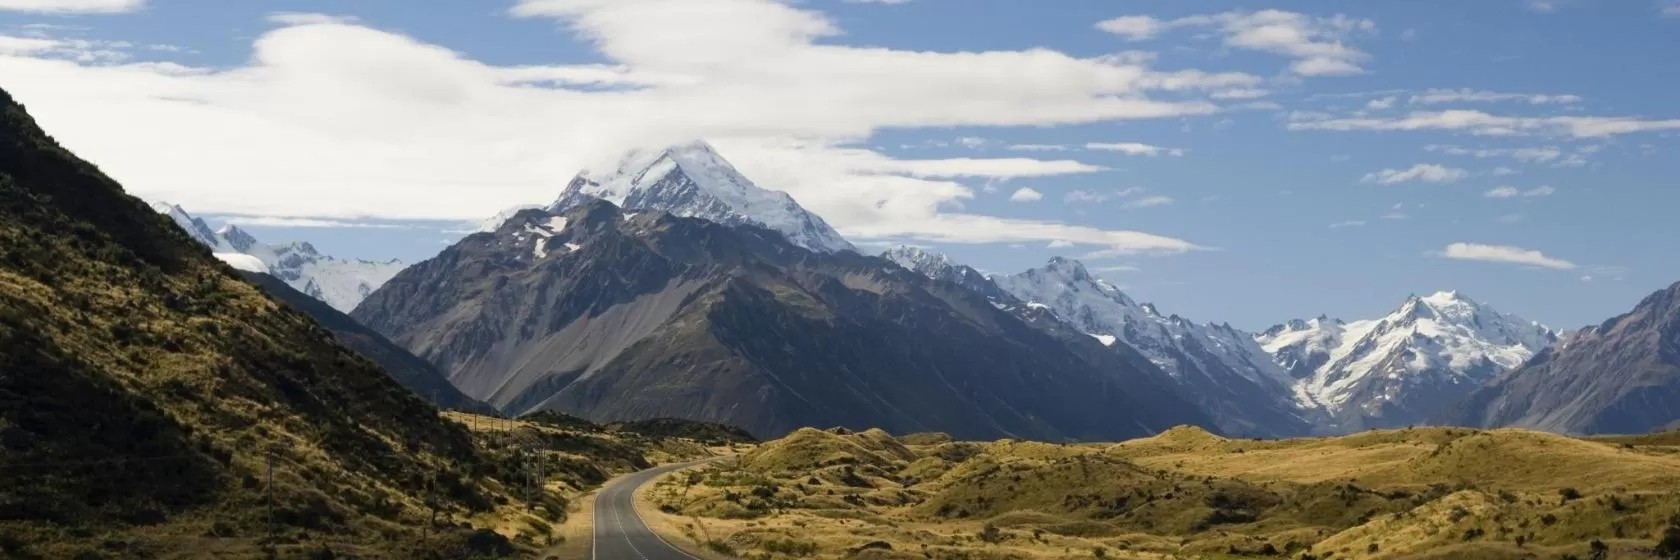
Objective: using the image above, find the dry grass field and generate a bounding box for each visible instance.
[644,426,1680,560]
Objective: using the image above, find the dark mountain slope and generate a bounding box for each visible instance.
[0,86,493,556]
[354,203,1209,441]
[237,270,495,415]
[1441,281,1680,434]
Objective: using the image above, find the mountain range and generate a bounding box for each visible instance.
[151,202,406,312]
[352,200,1207,440]
[1442,280,1680,435]
[143,134,1680,439]
[1260,291,1557,432]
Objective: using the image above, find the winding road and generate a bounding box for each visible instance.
[591,459,716,560]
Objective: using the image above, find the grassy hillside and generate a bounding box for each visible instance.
[648,426,1680,559]
[0,85,556,558]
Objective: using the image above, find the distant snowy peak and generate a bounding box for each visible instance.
[149,202,405,313]
[994,257,1291,387]
[1257,290,1558,430]
[473,204,542,234]
[994,257,1308,436]
[880,245,1018,303]
[549,140,855,253]
[881,245,956,275]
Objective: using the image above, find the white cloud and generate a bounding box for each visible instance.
[1408,88,1581,105]
[1360,163,1468,184]
[1046,239,1075,249]
[1425,144,1563,163]
[0,0,1228,256]
[1484,185,1556,198]
[1095,15,1162,40]
[0,33,137,62]
[955,136,989,148]
[1098,10,1377,76]
[1009,187,1044,202]
[1328,220,1366,229]
[266,12,360,26]
[1441,242,1576,270]
[1063,189,1110,204]
[1122,195,1175,208]
[1289,109,1680,138]
[1085,142,1185,157]
[1007,144,1068,152]
[216,215,410,229]
[1210,88,1269,100]
[1365,96,1397,110]
[1492,166,1519,176]
[0,0,140,13]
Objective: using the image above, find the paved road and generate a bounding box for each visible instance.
[592,459,717,560]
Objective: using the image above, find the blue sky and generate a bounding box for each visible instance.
[1,0,1676,330]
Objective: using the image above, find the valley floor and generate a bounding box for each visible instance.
[641,426,1680,560]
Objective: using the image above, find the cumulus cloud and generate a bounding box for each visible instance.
[1360,164,1468,184]
[1009,187,1044,202]
[1085,142,1185,157]
[1441,242,1576,270]
[0,0,1237,256]
[0,0,140,13]
[1097,10,1377,76]
[1484,185,1556,198]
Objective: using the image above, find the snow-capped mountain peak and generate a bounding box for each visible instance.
[879,245,1017,303]
[993,256,1308,436]
[149,203,405,313]
[1257,290,1557,432]
[549,140,855,254]
[473,204,542,234]
[153,201,225,249]
[218,224,259,253]
[882,245,956,275]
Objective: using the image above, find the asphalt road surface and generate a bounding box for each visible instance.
[592,459,718,560]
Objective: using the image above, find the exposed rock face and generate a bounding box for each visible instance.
[1442,282,1680,435]
[354,202,1209,440]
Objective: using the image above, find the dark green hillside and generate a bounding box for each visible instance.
[0,86,495,557]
